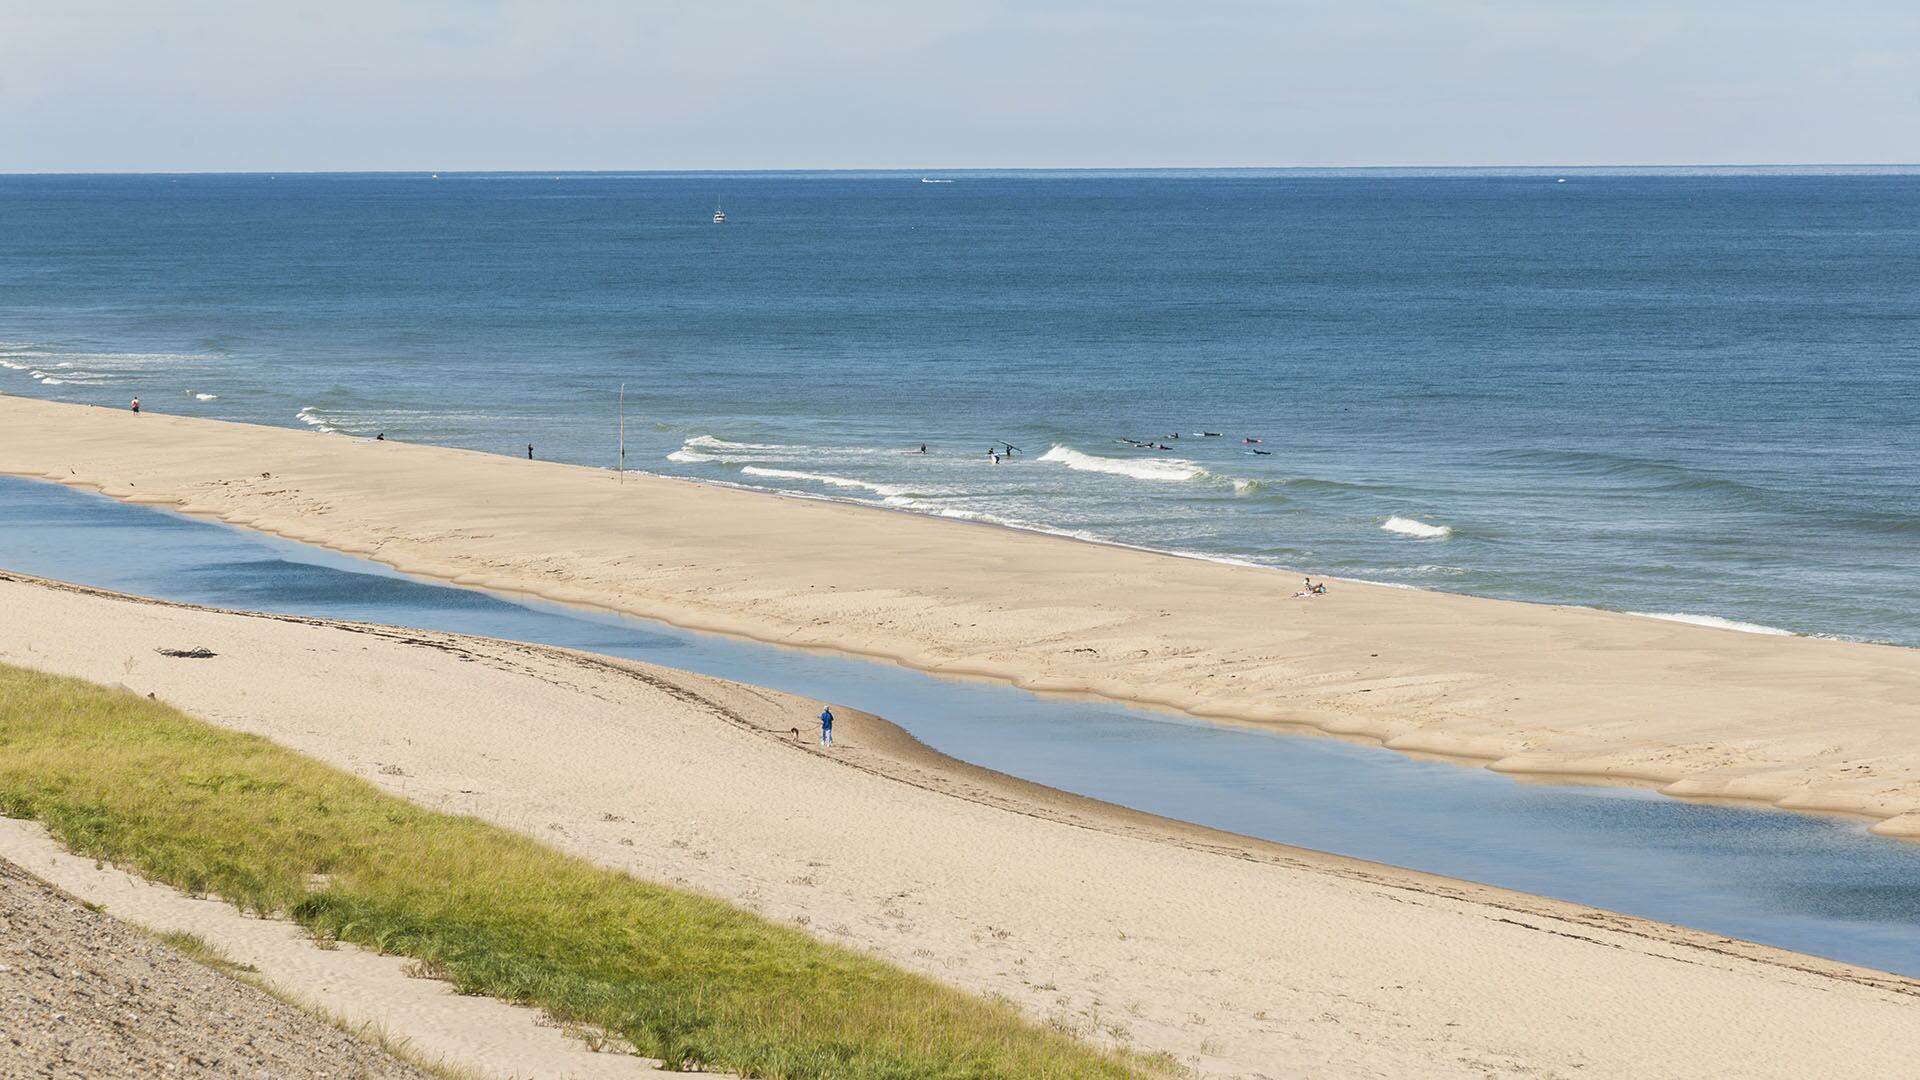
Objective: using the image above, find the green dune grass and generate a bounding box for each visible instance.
[0,664,1164,1078]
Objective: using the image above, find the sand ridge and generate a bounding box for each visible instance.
[4,395,1920,835]
[4,572,1920,1078]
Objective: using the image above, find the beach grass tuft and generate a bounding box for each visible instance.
[0,664,1157,1078]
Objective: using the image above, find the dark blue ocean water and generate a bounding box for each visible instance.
[9,473,1920,977]
[3,169,1918,640]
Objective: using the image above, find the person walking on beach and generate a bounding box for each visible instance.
[130,397,140,414]
[819,706,834,747]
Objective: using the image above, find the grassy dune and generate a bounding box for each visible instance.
[0,664,1161,1078]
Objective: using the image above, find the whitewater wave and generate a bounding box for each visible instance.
[1381,516,1453,539]
[670,433,903,464]
[1039,445,1209,483]
[295,406,341,434]
[1629,612,1795,636]
[188,391,219,401]
[687,434,787,451]
[1351,564,1470,577]
[738,466,913,498]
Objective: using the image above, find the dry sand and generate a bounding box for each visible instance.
[3,395,1920,835]
[0,855,431,1080]
[4,573,1920,1079]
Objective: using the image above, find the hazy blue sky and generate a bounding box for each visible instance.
[4,1,1917,171]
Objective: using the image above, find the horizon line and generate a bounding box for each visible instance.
[5,162,1920,178]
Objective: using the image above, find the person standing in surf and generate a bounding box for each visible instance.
[130,397,140,413]
[819,706,834,747]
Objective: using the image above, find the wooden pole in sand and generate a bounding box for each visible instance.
[618,383,626,483]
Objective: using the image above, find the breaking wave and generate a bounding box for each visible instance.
[669,433,902,464]
[1039,445,1207,483]
[295,406,341,434]
[738,466,912,498]
[1381,516,1452,539]
[687,434,788,451]
[1628,612,1794,636]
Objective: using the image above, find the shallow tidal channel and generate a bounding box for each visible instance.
[5,474,1920,977]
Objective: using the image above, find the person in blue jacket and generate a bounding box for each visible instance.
[819,706,834,747]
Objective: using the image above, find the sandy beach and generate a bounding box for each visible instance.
[5,570,1920,1078]
[4,395,1920,835]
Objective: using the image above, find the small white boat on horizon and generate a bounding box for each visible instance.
[713,197,726,224]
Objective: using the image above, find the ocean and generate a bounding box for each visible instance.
[3,168,1917,642]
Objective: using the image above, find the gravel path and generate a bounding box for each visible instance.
[0,858,430,1080]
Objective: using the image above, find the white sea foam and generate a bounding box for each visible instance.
[671,433,902,464]
[188,391,219,401]
[686,434,788,451]
[739,466,911,498]
[1039,444,1208,483]
[1628,612,1795,636]
[295,406,340,434]
[1381,516,1453,539]
[35,369,114,383]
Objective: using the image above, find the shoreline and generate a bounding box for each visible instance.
[6,394,1920,838]
[4,566,1912,984]
[8,569,1920,1077]
[696,472,1846,645]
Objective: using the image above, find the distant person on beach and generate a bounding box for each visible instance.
[376,432,385,441]
[819,706,834,747]
[130,397,140,413]
[527,443,534,460]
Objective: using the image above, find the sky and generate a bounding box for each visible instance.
[3,1,1917,171]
